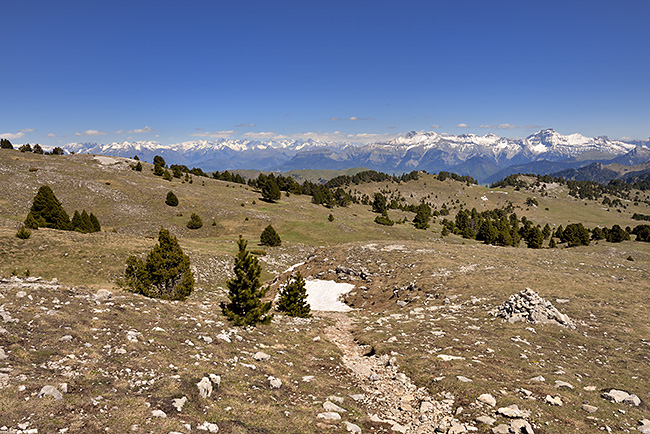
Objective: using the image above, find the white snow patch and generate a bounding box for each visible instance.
[306,280,354,312]
[282,262,305,275]
[94,155,120,165]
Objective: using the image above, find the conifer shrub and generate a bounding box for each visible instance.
[186,213,203,229]
[134,161,143,172]
[261,178,281,202]
[165,191,179,207]
[260,224,281,246]
[277,272,311,318]
[27,185,71,230]
[162,169,173,181]
[89,213,101,232]
[374,214,394,226]
[0,138,13,149]
[153,163,164,176]
[220,236,273,326]
[23,213,39,230]
[33,144,43,154]
[15,226,31,239]
[328,214,334,222]
[560,223,590,247]
[122,228,194,300]
[413,203,431,230]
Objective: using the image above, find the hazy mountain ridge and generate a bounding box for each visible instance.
[63,129,648,182]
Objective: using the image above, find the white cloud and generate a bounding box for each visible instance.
[129,126,153,133]
[234,123,255,128]
[478,123,540,130]
[47,133,56,138]
[456,123,469,128]
[0,132,25,140]
[75,129,106,136]
[19,128,36,133]
[241,131,278,139]
[431,124,441,129]
[329,117,341,121]
[190,130,235,139]
[348,116,374,121]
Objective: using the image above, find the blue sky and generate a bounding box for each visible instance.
[2,0,649,146]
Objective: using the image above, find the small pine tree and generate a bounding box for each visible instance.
[89,213,101,232]
[153,163,164,176]
[23,212,39,229]
[33,144,43,154]
[134,161,143,172]
[261,178,281,202]
[372,193,387,214]
[122,228,194,300]
[165,191,179,207]
[162,169,173,181]
[413,203,431,230]
[80,210,94,233]
[525,226,544,249]
[260,224,281,246]
[71,210,83,231]
[328,214,334,222]
[28,185,71,230]
[374,213,394,226]
[0,138,13,149]
[19,144,32,152]
[549,237,557,248]
[277,272,311,318]
[220,236,273,326]
[153,155,166,167]
[186,213,203,229]
[16,226,31,239]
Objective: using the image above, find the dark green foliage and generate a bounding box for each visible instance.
[186,213,203,229]
[525,197,539,207]
[220,236,273,326]
[0,138,13,149]
[89,213,101,232]
[133,155,140,160]
[260,224,281,246]
[162,169,173,181]
[153,155,166,167]
[436,171,477,185]
[212,170,246,184]
[134,161,143,172]
[476,219,498,244]
[542,223,551,239]
[372,193,387,214]
[632,213,650,221]
[33,144,43,154]
[632,224,650,242]
[374,214,394,226]
[605,224,630,243]
[525,226,544,249]
[153,163,164,176]
[328,214,334,222]
[413,202,431,230]
[71,210,82,230]
[28,185,71,230]
[261,177,281,202]
[165,191,179,207]
[560,223,590,247]
[123,228,194,301]
[52,147,64,155]
[549,237,557,248]
[277,272,311,318]
[23,213,39,229]
[591,227,605,240]
[172,165,183,178]
[19,144,32,152]
[15,226,31,239]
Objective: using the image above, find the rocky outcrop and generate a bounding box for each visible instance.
[490,288,575,327]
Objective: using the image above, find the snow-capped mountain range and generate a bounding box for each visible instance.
[64,129,649,183]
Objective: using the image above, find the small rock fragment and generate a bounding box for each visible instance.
[151,409,166,418]
[544,395,563,406]
[581,404,598,413]
[343,421,362,433]
[269,376,282,389]
[197,377,212,398]
[475,415,496,425]
[172,396,187,412]
[323,401,346,413]
[197,421,219,432]
[253,351,271,361]
[38,385,62,400]
[318,412,342,421]
[477,393,496,407]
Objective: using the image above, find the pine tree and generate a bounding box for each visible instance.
[372,193,387,214]
[186,213,203,229]
[80,210,94,233]
[23,212,39,230]
[135,161,143,172]
[153,155,166,167]
[260,224,281,246]
[162,169,173,181]
[220,236,273,326]
[0,138,13,149]
[89,213,101,232]
[328,214,334,222]
[15,226,31,239]
[153,163,164,176]
[277,272,311,318]
[71,210,83,231]
[165,191,179,207]
[261,178,281,202]
[525,226,544,249]
[413,203,431,230]
[28,185,71,230]
[33,144,43,154]
[123,228,194,300]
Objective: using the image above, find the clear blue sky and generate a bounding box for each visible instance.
[2,0,649,146]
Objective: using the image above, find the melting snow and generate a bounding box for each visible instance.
[306,280,354,312]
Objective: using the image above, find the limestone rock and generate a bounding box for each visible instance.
[492,424,511,434]
[323,400,346,413]
[38,385,62,400]
[554,380,574,389]
[197,421,219,432]
[491,288,575,327]
[544,395,563,406]
[318,412,342,421]
[637,419,650,434]
[602,389,641,406]
[510,418,535,433]
[268,376,282,389]
[209,374,221,388]
[172,396,187,412]
[581,404,598,413]
[0,373,9,389]
[477,393,496,407]
[475,415,496,425]
[456,375,472,383]
[0,347,7,360]
[94,289,113,301]
[497,404,530,419]
[343,421,362,433]
[151,409,167,418]
[197,377,212,398]
[253,351,271,361]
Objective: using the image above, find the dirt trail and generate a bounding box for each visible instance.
[321,312,456,434]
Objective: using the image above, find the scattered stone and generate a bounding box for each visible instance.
[343,421,362,433]
[602,389,641,406]
[437,354,465,361]
[59,335,73,342]
[197,377,212,398]
[491,288,575,327]
[172,396,187,412]
[209,374,221,388]
[197,421,219,432]
[421,401,435,412]
[302,376,315,382]
[323,400,346,413]
[510,418,535,433]
[94,289,113,301]
[58,382,68,393]
[583,386,597,391]
[0,373,10,388]
[253,351,271,361]
[554,380,574,389]
[151,409,167,418]
[350,394,364,401]
[38,385,63,400]
[637,419,650,434]
[448,422,467,433]
[529,376,545,383]
[492,424,511,434]
[0,348,7,360]
[475,415,496,425]
[477,394,496,407]
[457,376,472,383]
[497,404,530,419]
[16,291,27,298]
[544,395,563,406]
[328,395,344,404]
[581,404,598,413]
[268,376,282,389]
[317,412,342,421]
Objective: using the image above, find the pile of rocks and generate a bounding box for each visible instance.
[491,288,575,327]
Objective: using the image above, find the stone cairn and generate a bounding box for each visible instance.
[491,288,575,328]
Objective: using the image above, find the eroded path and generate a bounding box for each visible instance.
[321,312,457,434]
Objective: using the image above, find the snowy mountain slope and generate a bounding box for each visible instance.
[64,129,645,181]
